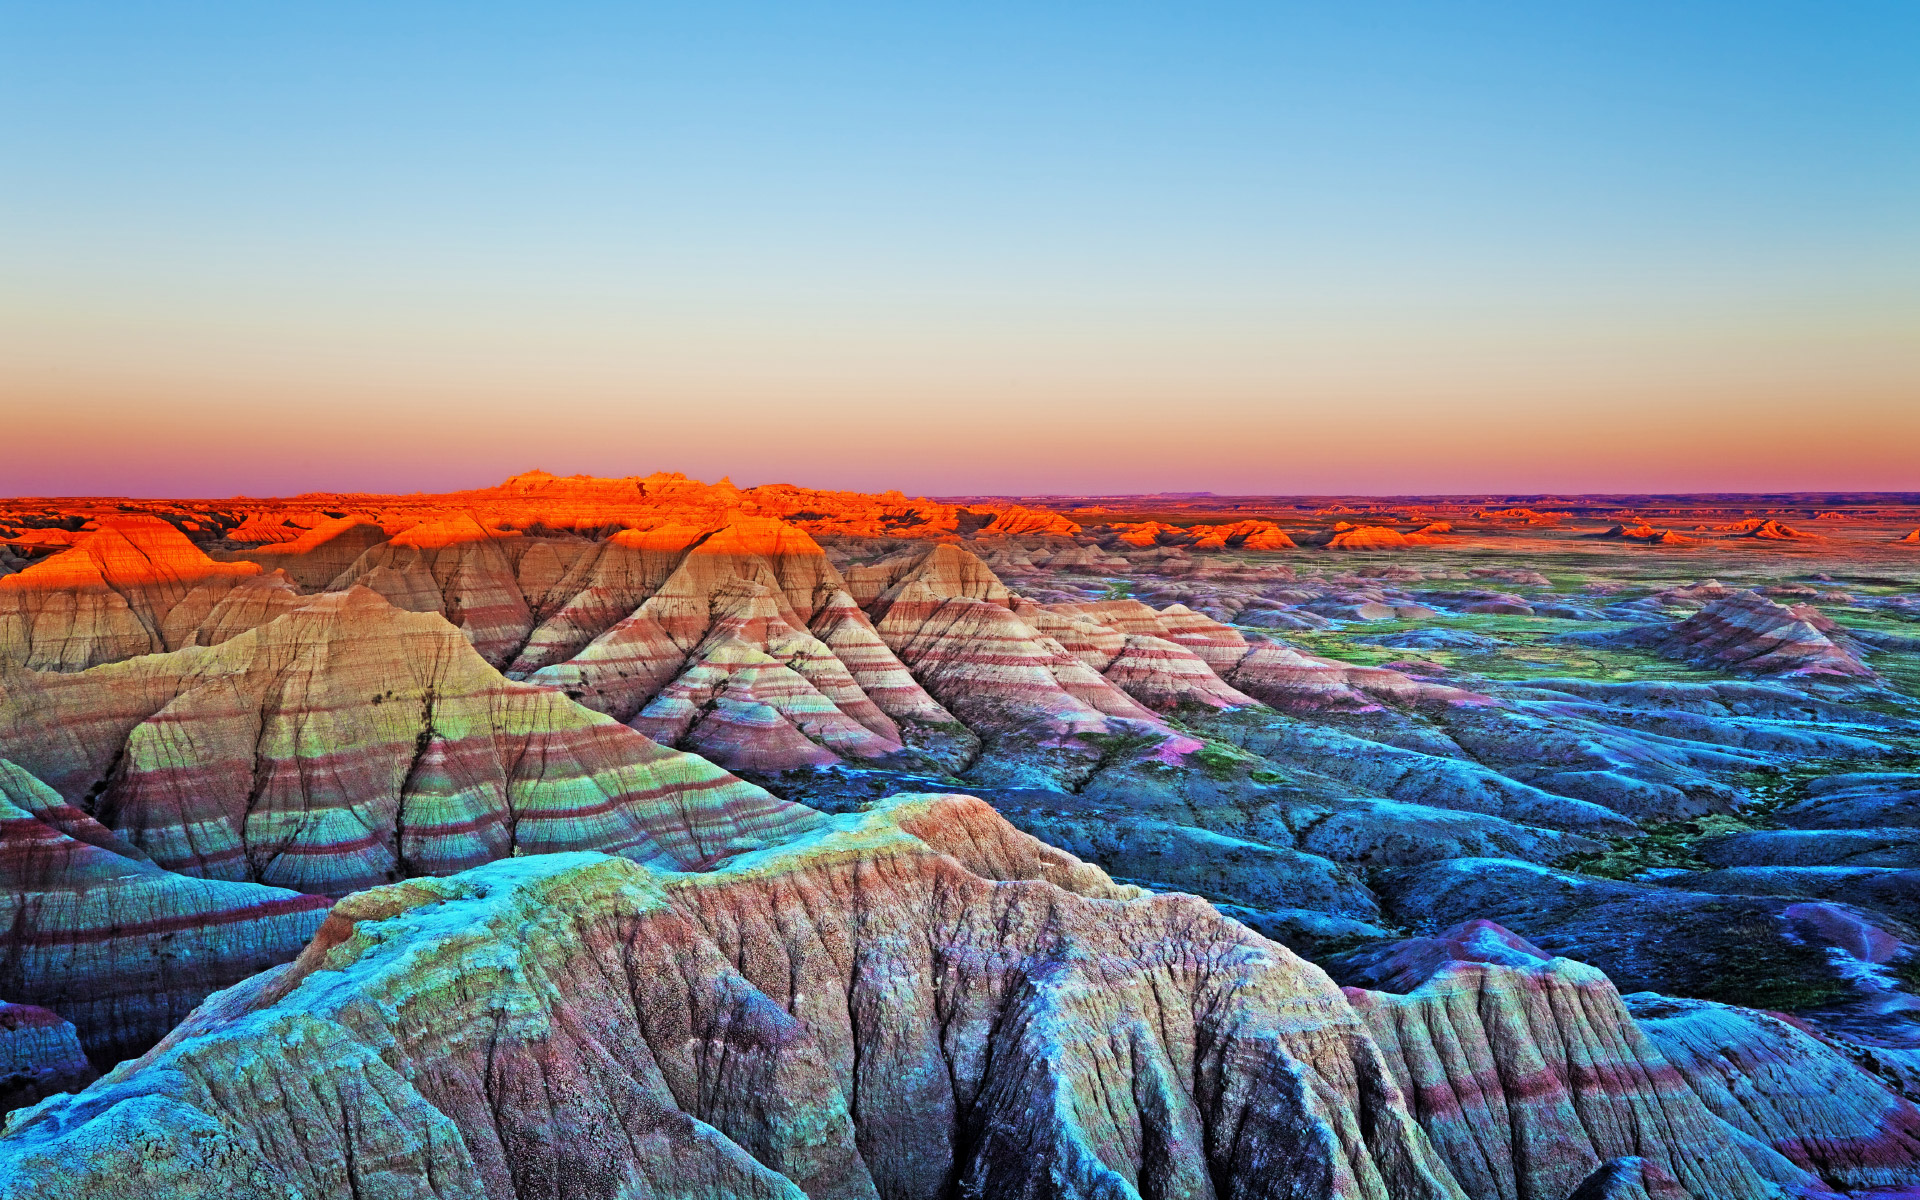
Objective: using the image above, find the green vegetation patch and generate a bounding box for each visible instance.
[1555,814,1758,880]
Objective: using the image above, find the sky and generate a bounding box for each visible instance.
[2,1,1916,498]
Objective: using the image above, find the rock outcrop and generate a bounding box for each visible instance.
[0,1003,94,1114]
[523,520,974,774]
[327,514,535,666]
[0,588,832,1059]
[0,588,819,899]
[214,516,390,589]
[1593,523,1699,546]
[0,516,265,670]
[1627,992,1920,1193]
[0,757,330,1063]
[1301,525,1413,550]
[1719,518,1820,541]
[1639,590,1877,685]
[0,796,1470,1200]
[1335,921,1820,1199]
[1190,519,1298,550]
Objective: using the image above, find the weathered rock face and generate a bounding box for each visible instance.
[0,588,837,1062]
[1593,522,1699,545]
[976,503,1083,538]
[522,519,974,775]
[0,516,265,670]
[1626,992,1920,1194]
[212,516,391,589]
[0,1003,94,1114]
[1640,590,1877,685]
[219,514,303,544]
[505,522,708,674]
[0,796,1470,1200]
[1323,525,1412,550]
[1335,921,1820,1200]
[1727,519,1820,541]
[328,514,536,666]
[0,757,330,1063]
[1190,519,1298,550]
[0,588,820,899]
[4,477,1919,1183]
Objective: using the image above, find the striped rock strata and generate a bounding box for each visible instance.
[0,1003,94,1114]
[210,516,391,589]
[860,547,1178,786]
[0,590,827,1058]
[1336,921,1823,1200]
[0,587,819,898]
[1626,993,1920,1194]
[1018,596,1481,713]
[0,795,1469,1200]
[525,520,974,773]
[1642,591,1876,685]
[1304,525,1413,550]
[1191,519,1298,550]
[220,514,305,544]
[327,514,536,666]
[0,516,273,670]
[0,757,329,1064]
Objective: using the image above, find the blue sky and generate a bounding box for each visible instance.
[3,2,1916,495]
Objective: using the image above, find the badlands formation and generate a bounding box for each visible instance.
[1,474,1919,1198]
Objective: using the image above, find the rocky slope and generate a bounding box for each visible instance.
[1627,993,1920,1194]
[1,475,1918,1191]
[7,491,1919,1028]
[1335,920,1833,1199]
[2,797,1875,1200]
[0,756,330,1064]
[0,797,1472,1200]
[0,516,273,670]
[1622,591,1878,685]
[0,587,823,1060]
[0,1003,93,1115]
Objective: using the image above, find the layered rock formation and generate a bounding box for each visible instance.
[1,474,1917,1198]
[0,756,331,1063]
[1720,518,1821,541]
[211,516,390,589]
[0,587,825,1060]
[1190,519,1298,550]
[0,588,818,896]
[1299,524,1414,550]
[1336,921,1822,1200]
[15,803,1903,1199]
[0,516,267,670]
[1627,993,1920,1194]
[327,514,536,665]
[0,796,1471,1200]
[1594,523,1699,546]
[522,521,978,774]
[0,1003,94,1114]
[1634,591,1878,685]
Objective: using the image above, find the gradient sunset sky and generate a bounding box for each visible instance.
[3,2,1916,497]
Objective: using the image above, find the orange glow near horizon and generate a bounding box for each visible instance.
[5,286,1916,497]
